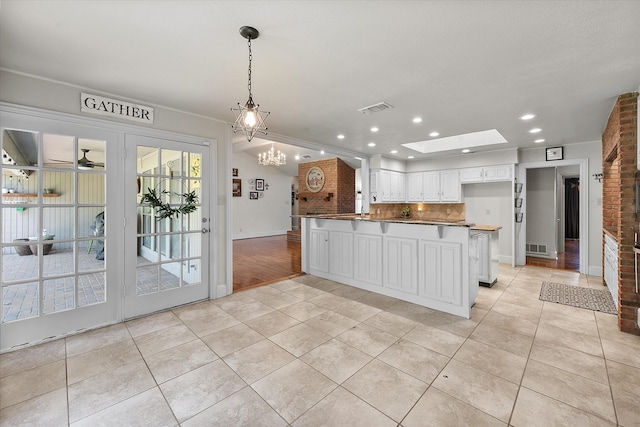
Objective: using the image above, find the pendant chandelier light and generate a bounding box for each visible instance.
[231,26,270,142]
[258,144,286,166]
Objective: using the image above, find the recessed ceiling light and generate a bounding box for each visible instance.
[429,131,440,137]
[320,150,325,155]
[413,117,423,123]
[354,157,362,160]
[368,142,376,147]
[520,114,536,120]
[408,156,414,159]
[370,127,379,132]
[294,154,300,160]
[390,150,398,154]
[534,139,545,143]
[337,134,345,139]
[529,128,542,133]
[462,149,471,154]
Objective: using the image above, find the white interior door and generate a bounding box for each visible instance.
[124,134,210,319]
[1,113,120,351]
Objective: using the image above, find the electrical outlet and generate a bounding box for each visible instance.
[446,208,451,214]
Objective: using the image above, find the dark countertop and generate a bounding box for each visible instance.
[294,213,476,228]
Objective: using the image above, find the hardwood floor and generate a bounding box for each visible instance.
[233,235,302,291]
[526,238,579,271]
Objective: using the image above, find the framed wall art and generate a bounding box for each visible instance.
[545,146,564,161]
[249,191,258,200]
[306,166,325,193]
[255,178,265,191]
[232,168,238,177]
[232,179,241,197]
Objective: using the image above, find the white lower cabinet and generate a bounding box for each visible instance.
[384,237,418,295]
[476,233,490,283]
[355,234,383,286]
[418,240,462,306]
[304,218,476,318]
[329,230,354,279]
[309,229,329,272]
[604,235,618,306]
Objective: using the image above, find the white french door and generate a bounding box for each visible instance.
[124,134,210,319]
[0,110,120,351]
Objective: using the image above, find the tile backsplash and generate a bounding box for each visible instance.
[370,203,466,222]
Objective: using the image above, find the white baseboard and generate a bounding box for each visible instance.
[588,266,603,277]
[233,230,288,240]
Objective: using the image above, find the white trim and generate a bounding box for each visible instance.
[0,102,215,145]
[224,125,234,298]
[233,230,288,240]
[516,158,589,275]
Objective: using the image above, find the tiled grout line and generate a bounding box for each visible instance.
[7,267,628,426]
[595,308,621,427]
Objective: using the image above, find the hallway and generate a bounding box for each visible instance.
[233,235,302,291]
[526,239,580,272]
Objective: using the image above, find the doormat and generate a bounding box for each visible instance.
[539,282,617,315]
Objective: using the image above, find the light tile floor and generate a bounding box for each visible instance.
[1,265,640,426]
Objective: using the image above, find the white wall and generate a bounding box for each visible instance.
[526,168,557,258]
[232,151,292,239]
[462,182,513,262]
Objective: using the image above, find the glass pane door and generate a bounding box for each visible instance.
[124,135,209,318]
[1,123,118,351]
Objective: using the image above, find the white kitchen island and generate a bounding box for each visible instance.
[301,215,479,319]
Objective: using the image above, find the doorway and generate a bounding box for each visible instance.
[1,120,120,351]
[124,134,211,319]
[516,159,588,275]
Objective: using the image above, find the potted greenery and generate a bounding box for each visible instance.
[401,206,411,218]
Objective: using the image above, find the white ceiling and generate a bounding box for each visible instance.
[1,1,639,172]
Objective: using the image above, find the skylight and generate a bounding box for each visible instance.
[402,129,507,154]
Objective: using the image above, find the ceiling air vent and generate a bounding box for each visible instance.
[358,102,393,114]
[301,154,312,159]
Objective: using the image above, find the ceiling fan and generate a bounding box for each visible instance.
[50,149,104,169]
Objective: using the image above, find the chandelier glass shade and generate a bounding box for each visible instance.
[231,26,270,142]
[258,144,286,166]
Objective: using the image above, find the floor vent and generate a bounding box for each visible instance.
[526,243,548,255]
[358,102,393,114]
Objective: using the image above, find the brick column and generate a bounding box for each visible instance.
[603,92,639,335]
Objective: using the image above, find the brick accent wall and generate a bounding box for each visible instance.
[298,158,355,215]
[602,91,639,335]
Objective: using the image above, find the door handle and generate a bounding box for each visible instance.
[202,227,210,234]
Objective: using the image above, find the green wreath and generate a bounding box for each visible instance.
[140,187,199,221]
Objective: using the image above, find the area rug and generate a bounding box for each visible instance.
[539,282,617,315]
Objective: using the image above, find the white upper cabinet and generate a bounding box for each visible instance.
[459,168,484,183]
[459,165,513,183]
[422,171,460,202]
[372,170,406,202]
[406,172,424,201]
[423,171,441,202]
[440,170,461,202]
